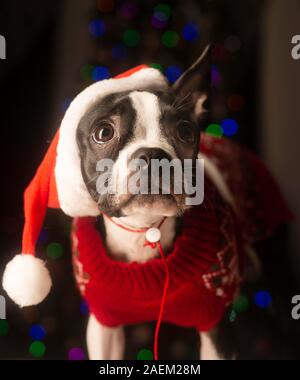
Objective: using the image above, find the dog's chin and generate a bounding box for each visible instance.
[96,193,190,218]
[120,194,177,217]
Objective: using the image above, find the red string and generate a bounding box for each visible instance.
[153,241,170,360]
[102,213,148,233]
[102,213,169,360]
[102,213,166,233]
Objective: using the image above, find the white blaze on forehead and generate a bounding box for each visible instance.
[111,90,177,195]
[129,91,161,143]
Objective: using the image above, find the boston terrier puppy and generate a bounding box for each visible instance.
[75,47,220,359]
[72,46,292,360]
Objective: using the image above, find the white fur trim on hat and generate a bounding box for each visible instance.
[55,67,168,217]
[2,254,52,307]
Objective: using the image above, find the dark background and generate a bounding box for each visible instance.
[0,0,299,359]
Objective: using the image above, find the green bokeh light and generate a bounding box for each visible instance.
[0,320,8,336]
[123,29,141,47]
[162,30,179,48]
[137,348,153,360]
[80,64,94,81]
[154,3,171,18]
[233,295,249,313]
[206,123,223,138]
[46,242,63,260]
[29,341,46,358]
[150,63,164,72]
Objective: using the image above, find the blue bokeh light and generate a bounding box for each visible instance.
[154,11,168,22]
[89,19,106,37]
[165,65,183,83]
[254,291,272,309]
[182,23,200,42]
[80,300,89,316]
[37,229,48,245]
[221,118,239,136]
[112,44,128,60]
[92,66,110,81]
[29,324,46,341]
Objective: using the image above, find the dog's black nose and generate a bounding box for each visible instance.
[131,148,171,167]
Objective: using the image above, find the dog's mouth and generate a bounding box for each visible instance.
[125,193,176,206]
[104,192,187,217]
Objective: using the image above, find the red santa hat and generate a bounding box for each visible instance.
[2,65,168,307]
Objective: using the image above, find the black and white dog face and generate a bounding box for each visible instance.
[76,47,210,217]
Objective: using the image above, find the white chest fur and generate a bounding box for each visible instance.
[103,215,177,263]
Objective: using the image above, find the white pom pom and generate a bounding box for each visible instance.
[146,227,161,243]
[2,254,52,307]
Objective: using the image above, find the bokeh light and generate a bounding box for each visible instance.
[150,63,164,72]
[206,123,223,138]
[92,66,110,81]
[81,64,94,81]
[233,295,249,313]
[120,2,138,19]
[212,44,226,61]
[227,94,245,111]
[123,29,141,47]
[211,64,221,86]
[46,242,63,260]
[97,0,115,13]
[137,348,153,360]
[162,30,179,48]
[151,12,168,29]
[151,3,171,29]
[132,325,151,345]
[153,10,168,21]
[171,340,187,358]
[154,3,171,18]
[80,300,89,316]
[68,347,85,360]
[0,320,8,336]
[29,324,46,340]
[254,291,272,309]
[182,23,200,42]
[221,118,239,137]
[89,19,106,38]
[112,43,127,60]
[29,341,46,358]
[37,229,49,245]
[165,65,182,83]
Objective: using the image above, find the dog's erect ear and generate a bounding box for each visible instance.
[172,45,211,121]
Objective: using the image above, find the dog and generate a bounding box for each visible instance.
[68,43,292,359]
[3,45,293,360]
[72,46,232,359]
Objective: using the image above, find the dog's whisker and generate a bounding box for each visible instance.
[174,91,194,110]
[173,91,193,109]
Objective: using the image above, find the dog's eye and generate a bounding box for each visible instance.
[92,123,114,144]
[177,121,195,144]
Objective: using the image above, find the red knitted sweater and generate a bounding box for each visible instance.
[71,134,293,332]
